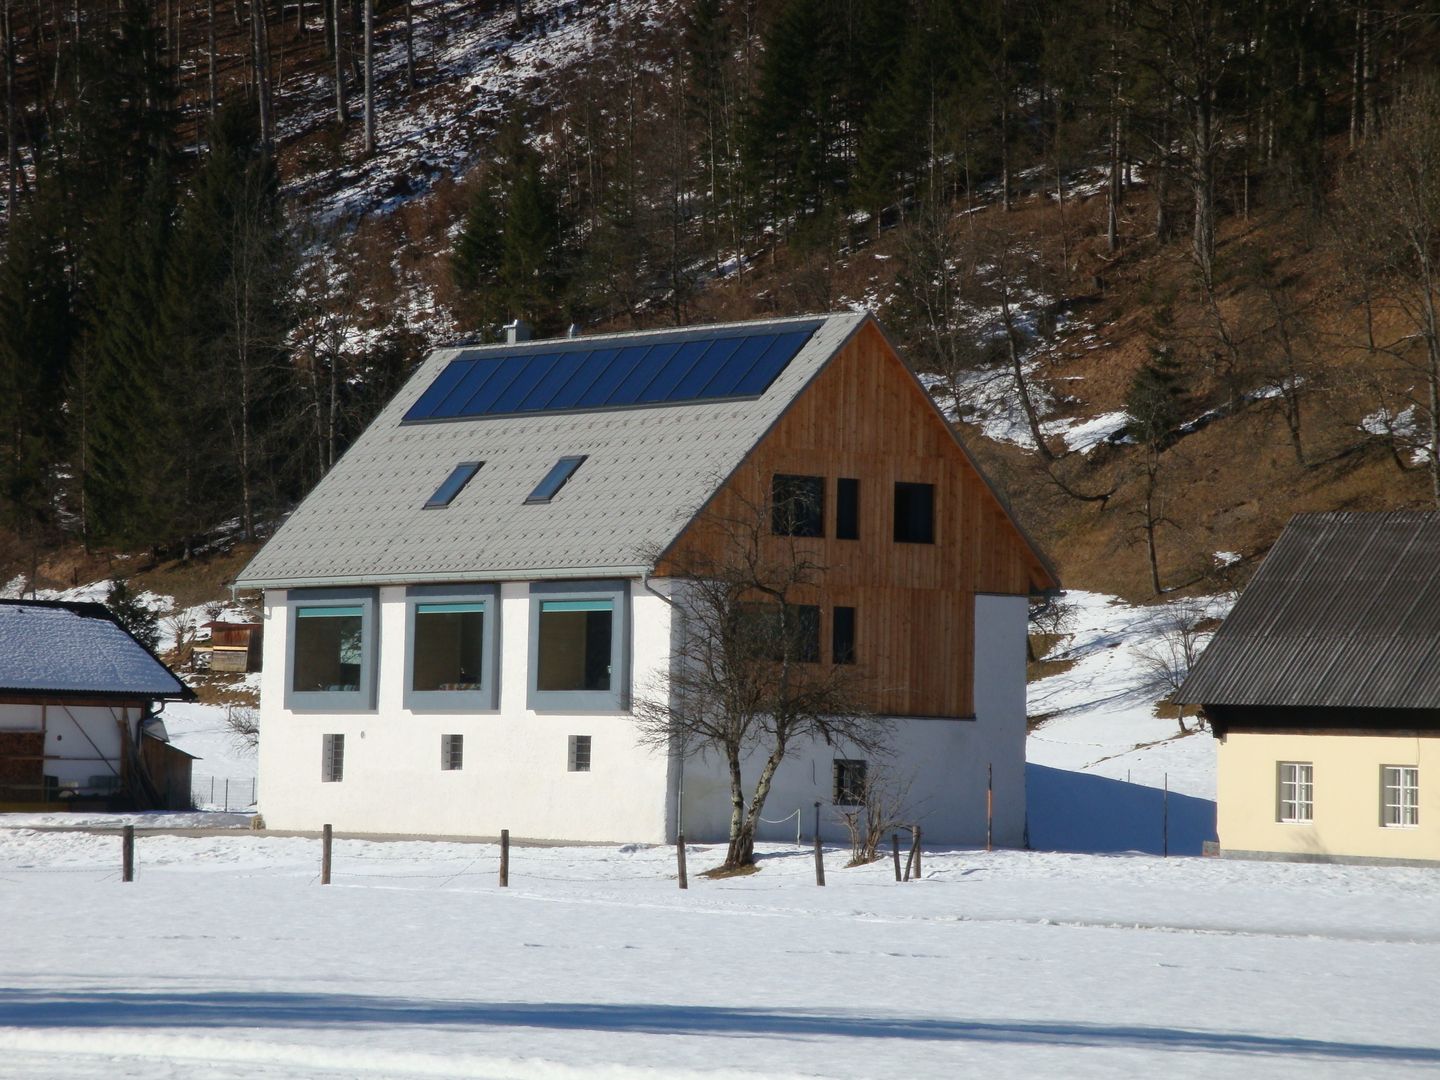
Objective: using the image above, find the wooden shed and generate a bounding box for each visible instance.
[200,621,264,673]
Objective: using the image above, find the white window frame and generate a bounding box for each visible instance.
[1277,761,1313,823]
[1382,765,1419,828]
[403,584,500,712]
[285,588,379,712]
[527,580,630,712]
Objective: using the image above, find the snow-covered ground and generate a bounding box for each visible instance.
[2,831,1438,1079]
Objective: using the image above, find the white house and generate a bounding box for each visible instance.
[0,600,196,810]
[234,312,1057,844]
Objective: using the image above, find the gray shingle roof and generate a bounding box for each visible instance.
[235,313,867,589]
[1179,511,1440,709]
[0,601,193,700]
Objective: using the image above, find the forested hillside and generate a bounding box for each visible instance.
[1,0,1438,600]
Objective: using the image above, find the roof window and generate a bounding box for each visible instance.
[526,456,587,504]
[424,461,482,508]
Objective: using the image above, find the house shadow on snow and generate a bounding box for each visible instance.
[1026,763,1216,856]
[1,989,1437,1065]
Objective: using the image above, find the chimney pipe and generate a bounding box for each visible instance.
[504,319,532,344]
[567,323,581,339]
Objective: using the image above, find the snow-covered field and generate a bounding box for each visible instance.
[2,831,1439,1079]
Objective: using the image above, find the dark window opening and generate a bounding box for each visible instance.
[424,461,482,508]
[771,474,825,537]
[412,603,486,692]
[568,734,592,772]
[834,759,867,805]
[293,607,364,693]
[322,734,345,783]
[738,603,820,664]
[526,455,587,503]
[894,482,935,544]
[441,734,464,771]
[537,599,614,692]
[836,478,859,540]
[832,606,856,665]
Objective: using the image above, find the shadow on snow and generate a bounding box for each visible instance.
[1026,763,1216,856]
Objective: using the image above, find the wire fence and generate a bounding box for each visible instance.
[191,776,257,812]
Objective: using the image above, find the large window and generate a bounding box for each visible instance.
[894,482,935,543]
[1278,762,1313,823]
[1382,766,1419,828]
[286,589,377,711]
[528,581,629,711]
[404,585,499,711]
[772,474,824,537]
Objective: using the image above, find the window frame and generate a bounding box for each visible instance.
[1277,761,1313,823]
[441,733,464,772]
[525,455,587,504]
[424,461,483,509]
[771,473,825,538]
[321,733,345,783]
[527,580,630,712]
[568,734,592,773]
[833,759,867,806]
[1381,765,1419,828]
[893,481,936,544]
[403,584,500,712]
[284,588,379,713]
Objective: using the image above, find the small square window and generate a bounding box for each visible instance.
[1277,762,1312,822]
[1382,766,1418,828]
[894,482,935,543]
[836,478,859,540]
[526,456,586,503]
[832,606,856,664]
[568,734,592,772]
[834,759,866,806]
[441,734,464,771]
[424,461,482,508]
[322,734,345,783]
[772,474,824,537]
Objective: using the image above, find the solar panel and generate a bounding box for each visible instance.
[403,325,820,423]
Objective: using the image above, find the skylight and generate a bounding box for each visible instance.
[424,461,483,509]
[525,456,586,504]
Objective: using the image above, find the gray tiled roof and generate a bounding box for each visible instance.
[0,601,192,700]
[235,313,866,589]
[1179,511,1440,709]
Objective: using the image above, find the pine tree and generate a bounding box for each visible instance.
[106,577,161,652]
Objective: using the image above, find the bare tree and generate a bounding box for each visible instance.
[225,705,260,751]
[837,764,913,867]
[362,0,374,155]
[1136,600,1209,734]
[634,485,889,872]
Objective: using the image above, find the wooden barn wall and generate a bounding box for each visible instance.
[660,321,1051,718]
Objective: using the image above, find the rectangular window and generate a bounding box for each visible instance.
[526,455,587,503]
[738,603,821,664]
[836,478,859,540]
[834,759,867,806]
[424,461,482,508]
[832,606,856,664]
[404,586,499,711]
[441,734,464,771]
[568,734,592,772]
[322,734,345,783]
[293,606,365,693]
[528,581,629,712]
[771,474,824,537]
[1278,762,1313,822]
[894,482,935,543]
[1382,766,1419,828]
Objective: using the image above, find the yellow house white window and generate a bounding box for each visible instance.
[1382,766,1419,828]
[1278,762,1312,822]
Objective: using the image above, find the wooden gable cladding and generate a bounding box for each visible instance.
[658,318,1055,719]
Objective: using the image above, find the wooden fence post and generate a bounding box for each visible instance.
[1163,773,1169,858]
[891,832,902,881]
[499,829,510,887]
[913,825,923,880]
[813,817,825,887]
[676,833,688,890]
[321,823,332,885]
[122,825,134,883]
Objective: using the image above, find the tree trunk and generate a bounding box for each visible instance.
[333,0,348,124]
[362,0,374,155]
[723,750,749,867]
[728,747,784,869]
[206,0,217,114]
[403,0,414,92]
[1144,460,1163,595]
[4,0,15,221]
[252,0,274,151]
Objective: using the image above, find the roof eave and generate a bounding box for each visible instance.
[233,563,655,592]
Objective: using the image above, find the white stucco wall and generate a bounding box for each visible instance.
[258,582,676,841]
[0,702,136,789]
[677,593,1030,847]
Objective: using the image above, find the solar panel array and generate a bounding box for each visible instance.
[402,325,820,423]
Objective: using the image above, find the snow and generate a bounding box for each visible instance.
[0,603,183,696]
[2,829,1439,1079]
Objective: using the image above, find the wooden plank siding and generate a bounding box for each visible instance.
[658,320,1056,719]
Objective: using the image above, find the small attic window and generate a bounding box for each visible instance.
[425,461,482,508]
[525,455,587,504]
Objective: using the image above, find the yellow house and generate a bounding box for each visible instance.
[1180,511,1440,865]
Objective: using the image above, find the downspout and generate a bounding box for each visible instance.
[642,571,685,840]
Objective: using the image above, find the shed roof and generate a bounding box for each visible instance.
[0,600,194,701]
[235,313,865,589]
[1179,511,1440,709]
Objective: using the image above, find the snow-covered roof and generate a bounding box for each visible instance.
[0,601,193,701]
[235,313,868,589]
